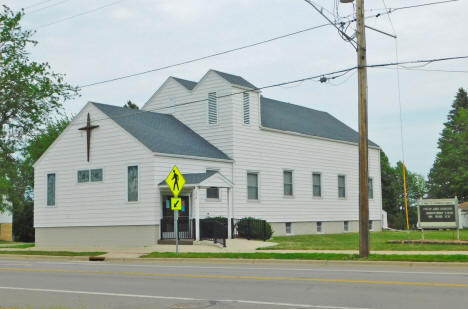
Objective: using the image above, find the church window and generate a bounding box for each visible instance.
[47,173,55,206]
[127,165,139,202]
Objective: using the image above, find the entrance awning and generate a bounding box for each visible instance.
[158,171,233,189]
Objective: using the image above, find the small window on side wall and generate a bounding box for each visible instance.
[47,173,56,206]
[344,221,349,232]
[338,175,346,198]
[283,170,293,196]
[77,170,89,183]
[127,165,138,202]
[247,172,258,200]
[317,221,322,233]
[312,173,321,197]
[368,177,374,199]
[285,222,292,234]
[369,220,373,231]
[206,187,219,199]
[91,169,103,182]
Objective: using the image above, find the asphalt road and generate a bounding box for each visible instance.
[0,258,467,309]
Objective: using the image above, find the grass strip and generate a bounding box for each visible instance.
[260,230,468,251]
[141,251,468,263]
[0,243,35,249]
[0,250,106,257]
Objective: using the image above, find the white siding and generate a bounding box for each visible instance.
[34,103,157,228]
[229,91,383,223]
[142,72,235,157]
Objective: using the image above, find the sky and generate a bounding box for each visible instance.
[3,0,468,177]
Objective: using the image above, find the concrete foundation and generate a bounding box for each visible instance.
[35,225,160,248]
[270,220,382,236]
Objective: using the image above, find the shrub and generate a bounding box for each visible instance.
[235,217,273,240]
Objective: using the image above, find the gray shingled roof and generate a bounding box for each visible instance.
[92,103,231,160]
[260,97,378,147]
[171,71,256,91]
[158,171,217,185]
[211,70,257,89]
[172,77,197,90]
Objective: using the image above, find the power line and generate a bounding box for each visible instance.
[71,67,359,127]
[375,66,468,73]
[71,0,456,89]
[388,0,459,13]
[365,0,459,19]
[27,0,71,14]
[24,0,56,9]
[36,0,126,29]
[78,22,334,88]
[303,0,358,50]
[70,55,468,127]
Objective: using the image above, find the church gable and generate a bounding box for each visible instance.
[34,102,152,170]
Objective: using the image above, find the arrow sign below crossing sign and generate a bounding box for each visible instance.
[171,197,182,211]
[165,165,186,197]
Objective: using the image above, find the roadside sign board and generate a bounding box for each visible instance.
[417,198,459,229]
[165,165,185,197]
[171,197,182,211]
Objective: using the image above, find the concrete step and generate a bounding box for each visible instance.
[157,239,194,245]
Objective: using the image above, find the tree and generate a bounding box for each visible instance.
[428,88,468,202]
[380,150,399,216]
[12,118,71,241]
[380,150,427,229]
[123,100,139,109]
[0,6,78,212]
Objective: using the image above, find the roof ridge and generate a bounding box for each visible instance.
[209,69,257,89]
[171,76,196,83]
[90,101,172,118]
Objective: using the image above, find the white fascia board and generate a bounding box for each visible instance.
[152,152,233,163]
[199,173,233,188]
[259,125,381,150]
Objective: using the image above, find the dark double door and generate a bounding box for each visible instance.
[161,195,193,239]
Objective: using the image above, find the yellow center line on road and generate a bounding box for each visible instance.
[0,267,467,288]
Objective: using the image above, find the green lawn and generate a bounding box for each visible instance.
[141,251,468,263]
[0,250,105,256]
[261,230,468,251]
[0,243,35,249]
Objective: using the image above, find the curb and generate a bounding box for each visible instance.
[2,254,468,267]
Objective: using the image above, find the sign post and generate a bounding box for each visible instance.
[417,198,459,240]
[165,166,186,255]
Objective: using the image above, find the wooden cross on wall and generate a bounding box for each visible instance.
[78,113,99,162]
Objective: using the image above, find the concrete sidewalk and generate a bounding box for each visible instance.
[2,238,468,259]
[3,239,276,259]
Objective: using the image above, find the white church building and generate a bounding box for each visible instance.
[33,70,383,247]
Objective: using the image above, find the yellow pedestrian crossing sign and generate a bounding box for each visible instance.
[165,165,185,197]
[171,197,182,211]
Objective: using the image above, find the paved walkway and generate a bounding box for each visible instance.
[3,239,276,259]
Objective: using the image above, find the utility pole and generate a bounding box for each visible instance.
[356,0,369,258]
[305,0,372,257]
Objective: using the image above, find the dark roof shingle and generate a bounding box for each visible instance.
[172,77,197,90]
[158,171,217,185]
[92,103,231,160]
[260,97,378,147]
[211,70,257,89]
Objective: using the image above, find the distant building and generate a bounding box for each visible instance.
[459,201,468,228]
[33,70,383,247]
[0,209,13,241]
